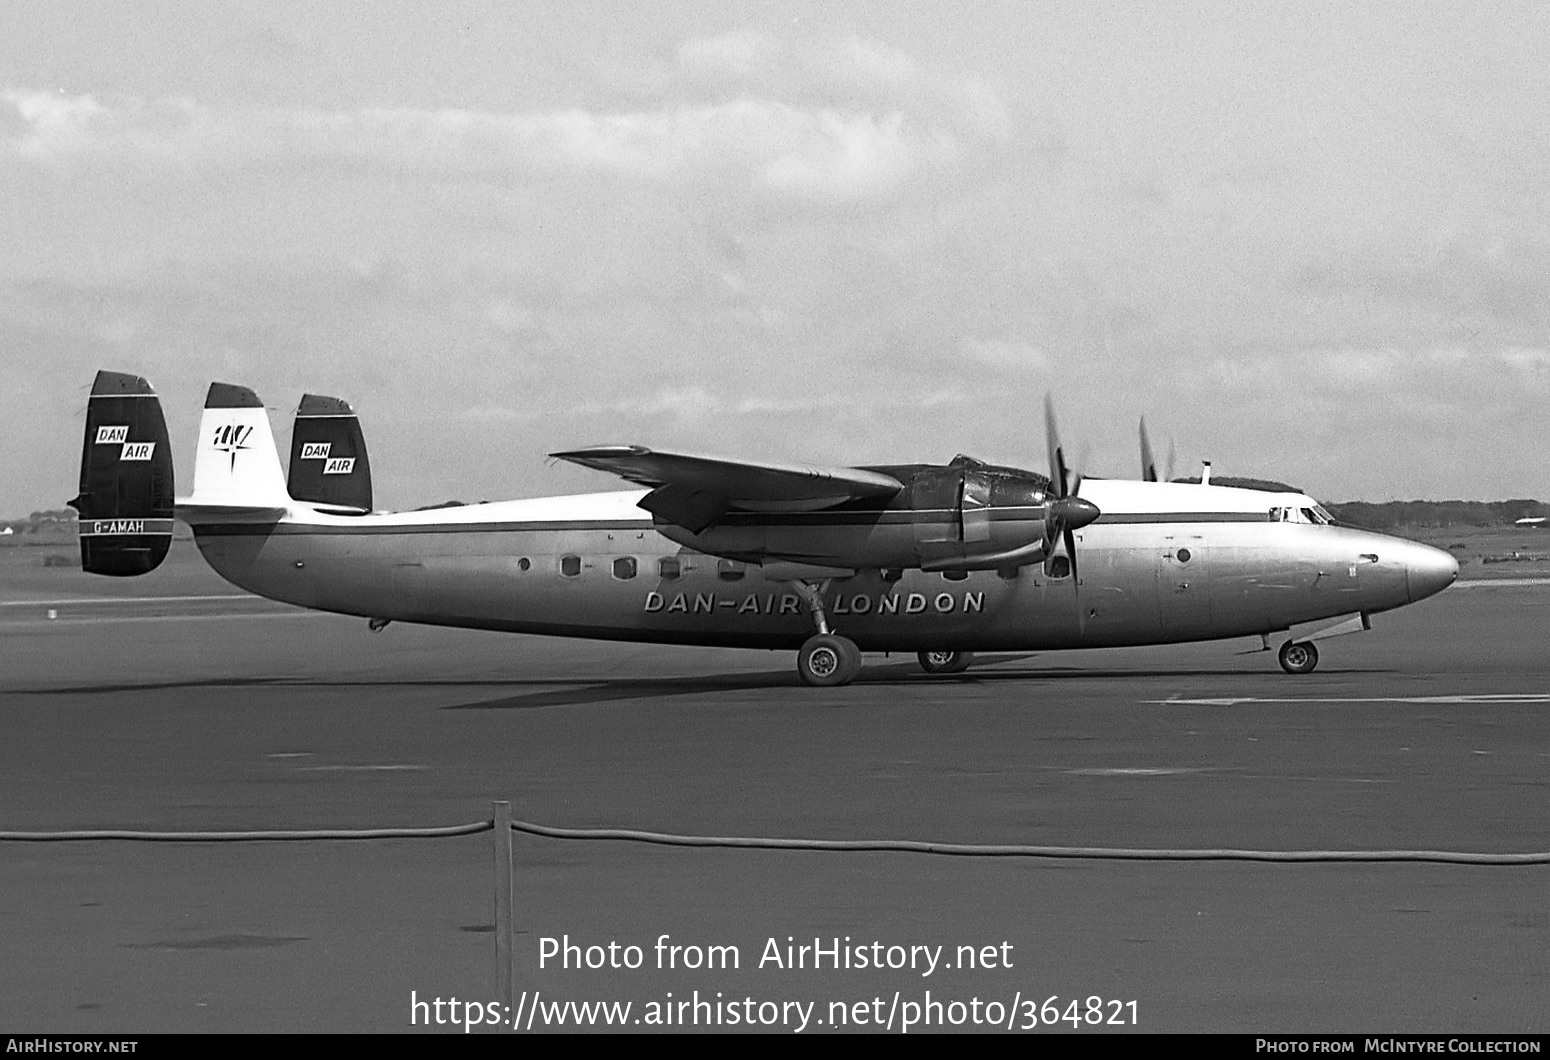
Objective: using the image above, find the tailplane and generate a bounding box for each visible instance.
[287,394,373,512]
[68,371,175,576]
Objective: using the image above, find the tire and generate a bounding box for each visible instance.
[799,634,862,687]
[917,650,974,675]
[1278,640,1319,675]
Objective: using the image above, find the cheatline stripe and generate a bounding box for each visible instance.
[189,509,1275,536]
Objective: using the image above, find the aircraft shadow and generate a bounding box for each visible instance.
[10,656,1390,708]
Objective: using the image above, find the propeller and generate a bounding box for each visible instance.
[1140,417,1157,482]
[1042,394,1101,600]
[1139,416,1178,482]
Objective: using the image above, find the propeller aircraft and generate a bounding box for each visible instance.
[68,371,1458,686]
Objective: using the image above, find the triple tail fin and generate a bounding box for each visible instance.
[68,370,175,576]
[287,394,373,512]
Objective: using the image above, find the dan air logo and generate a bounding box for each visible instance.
[96,425,129,445]
[323,457,356,475]
[120,442,155,461]
[211,423,253,470]
[300,442,331,459]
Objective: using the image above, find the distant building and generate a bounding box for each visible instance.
[1516,517,1547,528]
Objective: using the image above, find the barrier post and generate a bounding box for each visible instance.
[494,800,514,1030]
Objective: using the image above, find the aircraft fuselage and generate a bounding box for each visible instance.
[189,485,1449,653]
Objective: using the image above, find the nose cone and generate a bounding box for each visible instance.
[1051,496,1101,530]
[1406,543,1459,603]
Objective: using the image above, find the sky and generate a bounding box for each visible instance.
[3,1,1548,513]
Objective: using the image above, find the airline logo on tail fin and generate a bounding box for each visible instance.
[71,370,175,577]
[190,383,291,507]
[211,423,254,469]
[287,393,373,510]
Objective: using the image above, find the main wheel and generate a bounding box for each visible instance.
[798,634,862,687]
[917,650,974,675]
[1278,640,1319,675]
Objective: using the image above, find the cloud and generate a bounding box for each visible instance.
[960,338,1053,374]
[1,54,1011,207]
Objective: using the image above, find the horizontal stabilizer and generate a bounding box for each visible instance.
[175,502,288,525]
[68,370,174,576]
[288,393,373,512]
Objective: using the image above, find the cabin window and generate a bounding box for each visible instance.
[560,555,582,577]
[658,557,682,579]
[518,558,531,572]
[1176,547,1192,563]
[612,557,637,580]
[717,558,746,582]
[1047,555,1071,579]
[941,570,968,582]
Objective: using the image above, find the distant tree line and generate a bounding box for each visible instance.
[2,508,77,534]
[1323,499,1548,530]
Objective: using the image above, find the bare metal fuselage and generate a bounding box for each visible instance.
[189,485,1441,653]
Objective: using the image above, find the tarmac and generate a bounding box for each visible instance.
[2,569,1547,1033]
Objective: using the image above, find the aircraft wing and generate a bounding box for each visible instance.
[550,445,904,532]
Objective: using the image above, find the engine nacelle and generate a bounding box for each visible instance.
[657,457,1058,573]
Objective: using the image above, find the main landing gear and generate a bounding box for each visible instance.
[792,580,863,687]
[1278,640,1319,674]
[917,650,974,675]
[798,633,863,687]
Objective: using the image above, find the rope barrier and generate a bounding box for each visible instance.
[0,822,492,842]
[508,820,1550,865]
[3,817,1546,864]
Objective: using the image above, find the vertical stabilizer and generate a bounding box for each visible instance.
[190,383,291,507]
[68,370,175,576]
[287,394,373,511]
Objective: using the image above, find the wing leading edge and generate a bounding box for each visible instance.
[550,445,904,533]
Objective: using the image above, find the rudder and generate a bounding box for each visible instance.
[287,394,373,511]
[67,370,175,576]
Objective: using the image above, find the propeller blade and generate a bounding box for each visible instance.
[1044,392,1069,497]
[1140,417,1157,482]
[1165,438,1177,483]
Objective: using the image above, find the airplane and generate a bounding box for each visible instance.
[68,370,1459,686]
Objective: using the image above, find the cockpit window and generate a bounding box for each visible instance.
[1301,506,1332,525]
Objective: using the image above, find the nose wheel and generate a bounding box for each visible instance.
[918,650,974,675]
[798,633,863,687]
[1278,640,1319,674]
